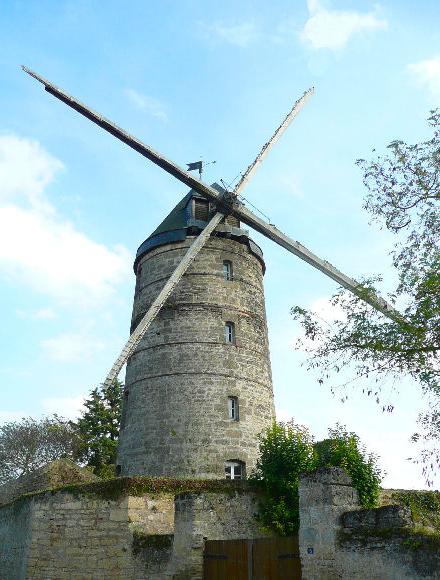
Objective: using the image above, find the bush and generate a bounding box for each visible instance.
[315,424,382,508]
[252,420,383,535]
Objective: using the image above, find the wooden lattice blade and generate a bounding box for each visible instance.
[233,87,314,197]
[103,212,225,385]
[23,66,400,322]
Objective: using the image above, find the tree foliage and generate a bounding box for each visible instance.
[292,110,439,483]
[72,380,123,478]
[0,415,79,485]
[251,420,382,535]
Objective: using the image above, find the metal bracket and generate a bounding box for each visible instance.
[215,191,241,216]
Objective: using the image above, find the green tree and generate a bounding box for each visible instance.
[292,110,439,483]
[250,420,317,535]
[72,380,123,478]
[0,415,79,484]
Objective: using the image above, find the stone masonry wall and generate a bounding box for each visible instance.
[299,467,440,580]
[0,498,33,579]
[117,235,275,479]
[169,490,269,579]
[3,473,438,579]
[0,490,174,580]
[339,505,440,579]
[299,467,360,579]
[0,485,269,580]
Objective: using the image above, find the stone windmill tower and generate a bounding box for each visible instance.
[23,67,400,481]
[116,187,274,479]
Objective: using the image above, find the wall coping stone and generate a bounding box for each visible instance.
[341,504,413,531]
[300,466,353,486]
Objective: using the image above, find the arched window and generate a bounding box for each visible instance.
[228,396,239,420]
[225,460,245,480]
[223,260,233,281]
[224,322,235,344]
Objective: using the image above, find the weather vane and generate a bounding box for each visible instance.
[186,159,216,179]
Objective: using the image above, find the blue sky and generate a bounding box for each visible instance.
[0,0,439,488]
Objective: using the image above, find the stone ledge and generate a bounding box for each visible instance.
[342,504,413,531]
[300,467,353,487]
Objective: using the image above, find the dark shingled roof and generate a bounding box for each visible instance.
[149,183,224,238]
[134,184,224,269]
[134,183,265,273]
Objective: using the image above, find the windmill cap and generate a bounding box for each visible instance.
[134,184,265,273]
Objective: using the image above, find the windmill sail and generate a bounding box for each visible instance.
[23,66,401,323]
[233,88,314,197]
[103,211,225,387]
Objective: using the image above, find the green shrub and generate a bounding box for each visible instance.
[315,424,382,508]
[252,420,383,535]
[392,490,440,532]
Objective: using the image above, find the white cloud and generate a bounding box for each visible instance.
[0,134,131,304]
[34,308,57,320]
[42,396,85,420]
[408,56,440,99]
[0,134,63,212]
[202,21,257,47]
[41,331,105,362]
[0,398,86,423]
[16,307,57,320]
[301,0,387,51]
[124,89,168,121]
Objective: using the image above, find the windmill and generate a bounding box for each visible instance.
[23,67,399,479]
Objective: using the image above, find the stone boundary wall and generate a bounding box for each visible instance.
[298,467,440,580]
[169,490,269,578]
[0,485,266,579]
[0,489,174,579]
[0,498,32,579]
[2,469,438,579]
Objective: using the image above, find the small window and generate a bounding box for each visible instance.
[225,460,245,480]
[228,396,239,420]
[223,260,233,281]
[224,322,235,344]
[116,465,122,476]
[194,199,209,221]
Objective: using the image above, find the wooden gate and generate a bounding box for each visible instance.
[203,537,301,579]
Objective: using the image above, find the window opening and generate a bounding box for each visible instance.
[225,461,245,480]
[228,396,239,420]
[224,322,235,344]
[194,199,209,221]
[223,260,233,281]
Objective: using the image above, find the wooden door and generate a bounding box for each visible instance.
[203,539,249,580]
[203,537,301,579]
[252,537,301,579]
